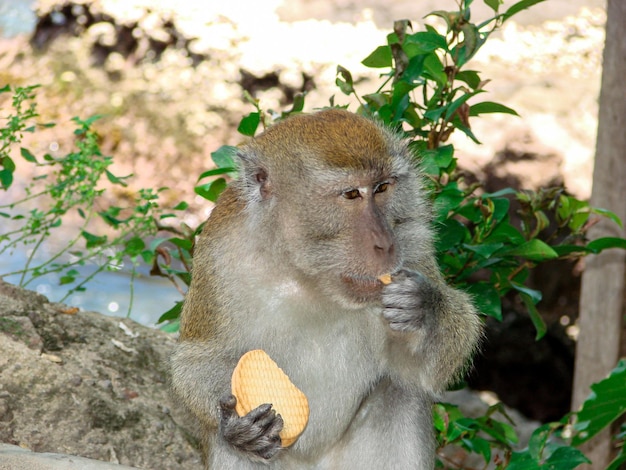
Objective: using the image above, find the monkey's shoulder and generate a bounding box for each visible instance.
[200,186,246,236]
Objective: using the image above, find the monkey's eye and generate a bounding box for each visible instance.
[342,189,361,200]
[374,182,390,194]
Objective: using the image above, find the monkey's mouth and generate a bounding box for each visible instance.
[340,274,383,299]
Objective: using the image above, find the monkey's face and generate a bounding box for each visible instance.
[277,170,404,306]
[235,109,425,307]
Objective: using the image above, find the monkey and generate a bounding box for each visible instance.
[170,108,482,469]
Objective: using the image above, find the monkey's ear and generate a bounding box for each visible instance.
[254,168,271,200]
[236,151,272,202]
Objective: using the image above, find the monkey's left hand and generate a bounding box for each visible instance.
[381,270,442,332]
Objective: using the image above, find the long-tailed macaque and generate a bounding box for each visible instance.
[170,109,482,469]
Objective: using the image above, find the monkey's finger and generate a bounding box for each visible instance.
[383,303,420,323]
[383,308,424,331]
[246,407,283,440]
[257,438,282,460]
[219,394,237,411]
[219,394,241,423]
[267,412,284,436]
[246,403,276,423]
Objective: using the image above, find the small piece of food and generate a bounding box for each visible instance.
[378,273,392,285]
[231,349,309,447]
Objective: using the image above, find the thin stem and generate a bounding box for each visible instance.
[59,264,107,303]
[126,263,136,318]
[19,230,47,286]
[0,188,51,209]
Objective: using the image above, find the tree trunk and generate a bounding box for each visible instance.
[571,0,626,468]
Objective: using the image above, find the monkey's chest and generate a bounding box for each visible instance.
[256,311,386,448]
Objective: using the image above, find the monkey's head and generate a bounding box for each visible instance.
[232,109,430,307]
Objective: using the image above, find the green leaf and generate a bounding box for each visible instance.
[478,418,518,447]
[98,208,122,227]
[445,91,480,121]
[518,291,546,340]
[434,184,465,219]
[462,437,491,462]
[470,101,520,117]
[424,105,446,123]
[362,45,393,68]
[403,31,448,57]
[423,53,447,85]
[436,218,468,252]
[508,423,585,470]
[172,269,191,286]
[484,0,502,12]
[336,65,355,95]
[211,145,237,169]
[362,92,389,110]
[434,145,455,169]
[195,178,227,202]
[586,237,626,254]
[527,423,552,459]
[168,237,193,251]
[80,114,104,126]
[503,0,547,21]
[433,403,448,433]
[483,221,525,245]
[503,239,558,262]
[105,170,129,186]
[158,301,183,323]
[81,230,108,249]
[172,201,188,211]
[391,81,415,117]
[402,55,426,83]
[544,446,590,468]
[148,237,169,252]
[425,10,461,30]
[125,236,146,256]
[552,244,590,257]
[451,118,482,144]
[591,207,624,228]
[20,147,38,163]
[284,92,305,115]
[482,188,517,198]
[1,156,15,171]
[197,167,237,181]
[467,282,502,320]
[573,359,626,446]
[0,169,13,189]
[58,269,80,286]
[463,242,505,259]
[459,23,480,61]
[159,318,180,332]
[512,282,542,304]
[237,112,260,136]
[455,70,481,90]
[606,448,626,470]
[507,451,536,469]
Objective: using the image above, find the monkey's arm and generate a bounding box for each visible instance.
[170,343,284,462]
[381,269,482,393]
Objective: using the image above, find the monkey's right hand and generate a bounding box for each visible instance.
[219,394,284,462]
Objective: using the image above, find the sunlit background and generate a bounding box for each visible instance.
[0,0,606,325]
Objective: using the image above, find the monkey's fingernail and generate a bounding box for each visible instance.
[378,274,392,285]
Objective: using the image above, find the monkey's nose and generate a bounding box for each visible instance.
[374,239,395,257]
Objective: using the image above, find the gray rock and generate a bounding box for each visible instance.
[0,443,137,469]
[0,280,202,469]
